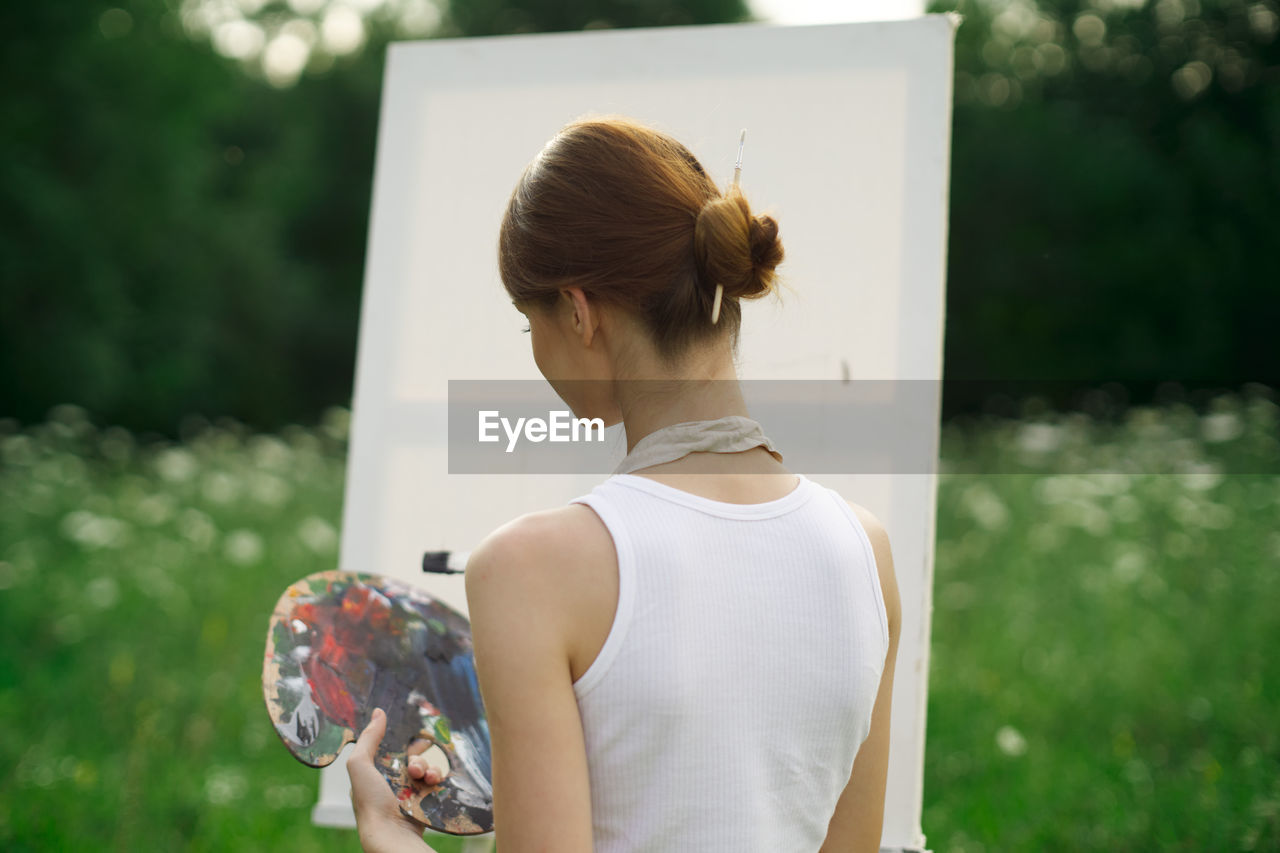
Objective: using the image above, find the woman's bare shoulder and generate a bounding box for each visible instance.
[843,500,889,555]
[841,499,901,637]
[465,504,614,584]
[464,504,619,681]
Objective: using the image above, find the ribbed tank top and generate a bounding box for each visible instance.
[567,472,890,852]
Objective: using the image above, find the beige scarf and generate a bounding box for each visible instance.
[612,415,783,476]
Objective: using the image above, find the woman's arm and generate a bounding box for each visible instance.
[465,513,596,853]
[820,501,903,853]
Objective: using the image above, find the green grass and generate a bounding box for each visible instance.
[0,392,1276,851]
[926,391,1280,851]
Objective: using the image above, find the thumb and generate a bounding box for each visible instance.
[348,707,388,784]
[353,707,387,759]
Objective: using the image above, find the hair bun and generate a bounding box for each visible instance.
[747,213,783,279]
[693,186,784,303]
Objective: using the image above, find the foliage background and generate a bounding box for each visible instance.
[2,0,1278,850]
[3,0,1277,433]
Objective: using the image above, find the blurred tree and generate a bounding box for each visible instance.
[1,0,1274,433]
[0,0,750,434]
[437,0,749,35]
[931,0,1279,414]
[0,1,388,431]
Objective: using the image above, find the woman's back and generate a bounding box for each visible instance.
[349,115,900,853]
[457,115,900,853]
[565,471,890,851]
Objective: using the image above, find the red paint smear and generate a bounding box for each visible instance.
[338,584,399,643]
[316,632,350,670]
[287,580,413,731]
[306,663,357,731]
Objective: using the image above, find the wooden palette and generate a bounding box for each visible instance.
[262,570,493,834]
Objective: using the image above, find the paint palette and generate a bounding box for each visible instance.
[263,570,493,834]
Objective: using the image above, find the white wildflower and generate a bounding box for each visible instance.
[204,766,248,805]
[85,576,120,610]
[60,511,130,549]
[201,471,240,504]
[1017,421,1063,455]
[962,483,1009,530]
[1201,411,1243,443]
[1178,461,1223,491]
[996,725,1028,757]
[155,447,198,483]
[249,471,292,507]
[1112,493,1143,524]
[224,529,264,565]
[1112,548,1146,584]
[249,435,292,470]
[178,508,217,550]
[297,517,338,555]
[134,493,177,526]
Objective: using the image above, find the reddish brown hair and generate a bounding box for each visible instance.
[498,116,785,366]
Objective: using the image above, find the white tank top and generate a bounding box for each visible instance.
[567,472,890,852]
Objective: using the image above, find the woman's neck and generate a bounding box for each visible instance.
[614,361,749,455]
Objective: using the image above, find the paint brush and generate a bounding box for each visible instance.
[421,550,470,575]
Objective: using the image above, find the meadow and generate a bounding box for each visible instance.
[1,389,1276,851]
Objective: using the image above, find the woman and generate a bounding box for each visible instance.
[348,115,901,852]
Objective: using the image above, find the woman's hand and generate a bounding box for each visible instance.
[346,707,441,853]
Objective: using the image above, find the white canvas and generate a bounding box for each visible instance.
[314,16,957,852]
